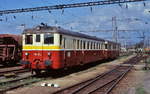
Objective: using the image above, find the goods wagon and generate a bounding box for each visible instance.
[0,34,22,65]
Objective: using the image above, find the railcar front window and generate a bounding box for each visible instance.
[36,35,40,42]
[25,35,33,44]
[44,34,54,44]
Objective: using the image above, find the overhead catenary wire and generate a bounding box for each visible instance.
[0,0,146,15]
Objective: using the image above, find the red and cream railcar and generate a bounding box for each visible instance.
[145,48,150,54]
[21,25,120,74]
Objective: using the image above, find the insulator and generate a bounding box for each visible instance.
[143,2,146,7]
[126,3,128,9]
[31,16,34,20]
[5,17,7,22]
[62,9,64,15]
[118,3,122,8]
[48,10,51,13]
[13,16,16,19]
[90,7,93,13]
[21,24,25,26]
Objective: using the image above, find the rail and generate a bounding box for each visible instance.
[53,55,144,94]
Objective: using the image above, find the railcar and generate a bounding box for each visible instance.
[0,34,22,65]
[145,48,150,54]
[21,25,120,74]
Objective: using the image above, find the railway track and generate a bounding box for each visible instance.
[0,73,41,94]
[0,66,30,77]
[0,66,38,93]
[53,55,145,94]
[0,55,146,94]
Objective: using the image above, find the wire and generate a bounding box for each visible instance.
[0,0,145,15]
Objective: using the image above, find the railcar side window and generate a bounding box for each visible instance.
[73,39,76,49]
[91,42,93,49]
[36,34,40,42]
[83,41,86,49]
[80,40,82,49]
[77,40,79,49]
[44,34,54,44]
[99,43,101,49]
[105,44,108,49]
[87,42,89,49]
[25,35,33,44]
[60,35,62,45]
[64,38,66,48]
[94,43,96,49]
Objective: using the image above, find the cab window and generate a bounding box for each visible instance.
[44,34,54,44]
[36,34,40,42]
[25,35,33,44]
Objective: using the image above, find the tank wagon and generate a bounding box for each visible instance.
[21,25,120,74]
[0,34,22,65]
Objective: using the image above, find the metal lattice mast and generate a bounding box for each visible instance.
[112,16,118,43]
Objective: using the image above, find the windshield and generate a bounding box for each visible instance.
[25,35,33,44]
[36,34,40,42]
[44,34,54,44]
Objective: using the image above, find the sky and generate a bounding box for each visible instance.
[0,0,150,46]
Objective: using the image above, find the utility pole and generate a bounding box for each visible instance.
[112,16,118,43]
[138,31,145,51]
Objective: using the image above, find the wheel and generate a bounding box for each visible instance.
[34,70,41,75]
[3,60,16,66]
[2,61,9,66]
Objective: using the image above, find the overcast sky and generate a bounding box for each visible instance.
[0,0,150,45]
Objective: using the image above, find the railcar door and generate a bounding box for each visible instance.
[34,34,43,67]
[43,33,55,67]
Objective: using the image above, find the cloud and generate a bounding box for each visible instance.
[1,0,150,44]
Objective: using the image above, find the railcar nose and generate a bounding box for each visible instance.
[32,58,52,69]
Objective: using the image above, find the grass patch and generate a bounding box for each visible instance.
[136,86,147,94]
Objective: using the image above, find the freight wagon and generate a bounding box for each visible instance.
[0,34,22,65]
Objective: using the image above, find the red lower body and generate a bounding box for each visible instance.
[22,50,119,70]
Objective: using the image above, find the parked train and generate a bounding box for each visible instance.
[0,34,22,65]
[145,48,150,54]
[21,25,120,74]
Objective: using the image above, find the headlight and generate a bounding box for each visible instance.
[48,52,51,56]
[25,52,29,56]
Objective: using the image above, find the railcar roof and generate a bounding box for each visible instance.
[23,25,118,44]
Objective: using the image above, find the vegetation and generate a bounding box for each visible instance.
[136,86,147,94]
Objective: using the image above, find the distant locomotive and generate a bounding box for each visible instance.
[0,34,22,65]
[21,25,120,74]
